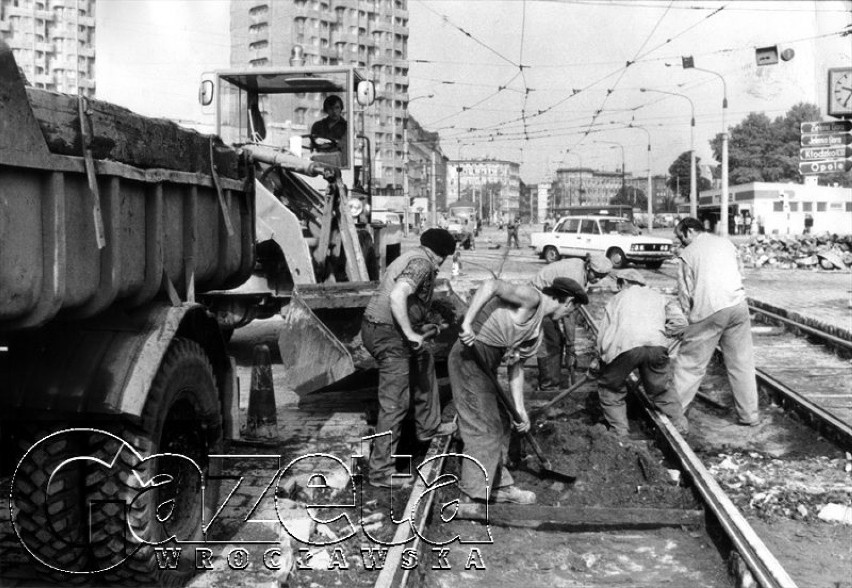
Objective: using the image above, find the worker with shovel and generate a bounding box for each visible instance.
[594,269,689,437]
[450,277,586,504]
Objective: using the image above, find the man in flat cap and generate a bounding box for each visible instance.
[450,276,587,505]
[595,269,689,437]
[531,253,612,390]
[362,228,458,489]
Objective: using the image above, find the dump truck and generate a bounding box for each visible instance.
[0,40,459,584]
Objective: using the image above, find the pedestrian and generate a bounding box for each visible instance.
[670,218,760,426]
[595,269,689,437]
[530,253,612,390]
[506,218,521,249]
[361,228,458,489]
[744,212,753,236]
[733,213,742,235]
[450,276,587,504]
[804,214,814,235]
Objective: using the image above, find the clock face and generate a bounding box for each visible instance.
[828,67,852,118]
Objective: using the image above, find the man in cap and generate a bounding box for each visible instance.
[361,228,458,489]
[595,269,689,436]
[670,218,760,426]
[450,276,587,504]
[531,253,612,390]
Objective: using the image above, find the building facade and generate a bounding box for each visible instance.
[698,182,852,235]
[230,0,409,193]
[554,167,627,210]
[406,114,446,216]
[446,158,521,222]
[0,0,96,95]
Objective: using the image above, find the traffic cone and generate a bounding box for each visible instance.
[246,344,278,439]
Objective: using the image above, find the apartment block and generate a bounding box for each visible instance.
[0,0,96,95]
[447,158,521,222]
[230,0,409,193]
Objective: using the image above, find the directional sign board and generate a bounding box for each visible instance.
[798,159,852,175]
[800,120,852,134]
[801,133,852,147]
[799,145,852,161]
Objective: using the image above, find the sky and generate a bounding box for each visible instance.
[97,0,852,184]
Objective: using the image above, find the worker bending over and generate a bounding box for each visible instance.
[450,277,587,504]
[595,269,689,436]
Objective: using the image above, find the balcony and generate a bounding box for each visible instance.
[335,0,360,9]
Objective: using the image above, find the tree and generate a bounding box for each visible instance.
[666,151,712,200]
[709,102,851,187]
[610,186,646,210]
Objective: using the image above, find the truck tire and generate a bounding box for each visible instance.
[607,247,626,269]
[86,338,223,585]
[645,260,663,270]
[10,425,91,582]
[543,246,560,263]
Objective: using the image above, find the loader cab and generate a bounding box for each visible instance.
[199,65,375,195]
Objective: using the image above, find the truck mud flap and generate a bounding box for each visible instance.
[278,291,356,393]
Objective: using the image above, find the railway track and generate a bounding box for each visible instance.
[650,264,852,450]
[371,283,851,588]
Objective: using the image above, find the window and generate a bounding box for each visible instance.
[788,202,798,212]
[773,201,784,212]
[803,202,812,212]
[579,219,598,234]
[557,218,580,233]
[817,202,827,212]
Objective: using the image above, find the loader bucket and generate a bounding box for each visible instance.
[278,292,357,393]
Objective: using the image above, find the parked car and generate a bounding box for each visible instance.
[529,215,674,269]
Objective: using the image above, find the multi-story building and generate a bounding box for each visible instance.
[446,158,520,222]
[230,0,409,194]
[554,167,629,209]
[626,174,672,211]
[406,114,446,214]
[0,0,96,95]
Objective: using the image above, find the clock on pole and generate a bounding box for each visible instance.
[828,67,852,119]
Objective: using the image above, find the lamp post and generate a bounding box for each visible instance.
[565,151,583,209]
[681,61,728,235]
[626,124,653,226]
[597,140,626,204]
[640,87,696,217]
[403,94,435,232]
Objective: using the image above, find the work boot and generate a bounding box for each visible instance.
[491,486,536,504]
[537,356,562,391]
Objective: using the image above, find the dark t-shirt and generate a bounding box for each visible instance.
[311,117,347,149]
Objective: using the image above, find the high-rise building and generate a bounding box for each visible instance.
[0,0,96,95]
[230,0,409,193]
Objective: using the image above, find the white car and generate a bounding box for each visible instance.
[530,215,674,269]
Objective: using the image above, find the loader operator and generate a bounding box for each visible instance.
[361,228,458,489]
[450,277,586,505]
[530,253,612,391]
[310,95,347,157]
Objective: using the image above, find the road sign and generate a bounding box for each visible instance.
[798,158,852,175]
[801,132,852,147]
[799,145,852,161]
[800,120,852,134]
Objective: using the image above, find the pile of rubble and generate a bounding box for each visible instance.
[708,452,852,524]
[739,233,852,270]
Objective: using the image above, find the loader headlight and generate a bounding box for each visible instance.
[347,197,364,217]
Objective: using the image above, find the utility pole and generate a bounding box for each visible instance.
[430,151,437,227]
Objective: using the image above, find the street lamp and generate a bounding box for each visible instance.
[626,124,654,227]
[596,140,626,203]
[564,151,584,209]
[681,60,729,235]
[640,87,697,217]
[403,94,436,232]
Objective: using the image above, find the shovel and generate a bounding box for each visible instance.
[469,344,576,485]
[529,375,589,419]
